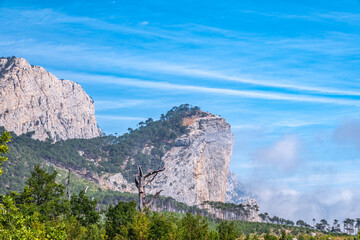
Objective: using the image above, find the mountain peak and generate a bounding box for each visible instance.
[0,57,101,141]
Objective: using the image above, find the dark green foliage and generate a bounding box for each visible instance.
[217,220,241,240]
[70,190,100,226]
[105,200,137,239]
[25,165,64,205]
[14,165,67,219]
[229,219,314,236]
[279,230,286,240]
[264,231,278,240]
[204,201,246,210]
[0,131,11,175]
[179,212,210,240]
[208,230,220,240]
[148,211,176,240]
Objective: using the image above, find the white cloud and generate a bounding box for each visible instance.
[334,118,360,148]
[268,170,360,188]
[251,183,360,223]
[253,135,302,171]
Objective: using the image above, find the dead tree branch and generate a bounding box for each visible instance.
[135,165,165,212]
[66,169,71,201]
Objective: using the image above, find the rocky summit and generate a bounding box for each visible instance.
[151,112,234,206]
[0,57,101,141]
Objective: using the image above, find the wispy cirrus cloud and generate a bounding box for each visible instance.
[95,99,146,110]
[317,12,360,25]
[1,8,359,102]
[2,38,359,98]
[0,8,204,43]
[265,34,360,56]
[96,115,145,121]
[133,64,360,96]
[241,9,360,26]
[63,72,360,106]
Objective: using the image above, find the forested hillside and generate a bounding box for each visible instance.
[0,104,201,194]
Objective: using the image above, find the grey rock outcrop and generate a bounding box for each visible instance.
[241,198,261,222]
[151,112,234,206]
[225,170,251,204]
[0,57,101,141]
[199,198,261,222]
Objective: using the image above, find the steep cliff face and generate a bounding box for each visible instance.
[226,170,251,204]
[151,112,234,206]
[0,57,101,141]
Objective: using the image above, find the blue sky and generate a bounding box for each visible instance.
[1,0,360,222]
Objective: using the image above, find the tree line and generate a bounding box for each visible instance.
[260,212,360,235]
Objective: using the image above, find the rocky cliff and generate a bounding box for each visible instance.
[100,111,256,209]
[226,170,251,204]
[0,57,101,141]
[200,199,261,222]
[150,112,234,206]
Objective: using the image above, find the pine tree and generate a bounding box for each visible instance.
[0,131,11,175]
[70,190,100,226]
[17,165,66,219]
[217,220,241,240]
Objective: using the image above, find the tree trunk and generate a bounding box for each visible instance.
[66,169,71,201]
[135,165,165,212]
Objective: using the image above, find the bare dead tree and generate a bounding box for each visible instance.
[66,169,71,201]
[135,165,165,212]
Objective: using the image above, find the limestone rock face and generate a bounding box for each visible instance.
[199,198,261,222]
[241,199,261,222]
[0,57,101,141]
[152,112,234,206]
[225,170,251,204]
